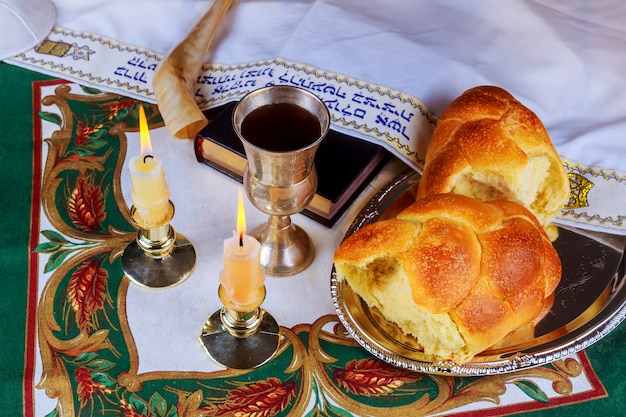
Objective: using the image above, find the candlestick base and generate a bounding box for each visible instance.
[199,286,280,369]
[122,203,196,289]
[122,231,196,289]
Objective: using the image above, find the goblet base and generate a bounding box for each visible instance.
[251,216,314,276]
[121,231,196,289]
[199,307,280,369]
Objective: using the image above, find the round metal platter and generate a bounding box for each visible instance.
[331,170,626,376]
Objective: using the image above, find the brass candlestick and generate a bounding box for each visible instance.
[122,201,196,289]
[199,283,280,369]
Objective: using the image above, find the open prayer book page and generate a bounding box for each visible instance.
[194,102,389,227]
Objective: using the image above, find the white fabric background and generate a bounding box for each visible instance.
[47,0,626,171]
[0,0,54,59]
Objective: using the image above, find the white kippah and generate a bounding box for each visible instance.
[0,0,55,60]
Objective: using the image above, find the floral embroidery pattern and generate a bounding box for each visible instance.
[103,97,136,120]
[333,358,419,396]
[68,174,106,232]
[67,258,109,334]
[74,121,104,146]
[75,367,113,407]
[205,378,298,416]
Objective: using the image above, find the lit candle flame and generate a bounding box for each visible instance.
[138,105,152,156]
[237,187,246,245]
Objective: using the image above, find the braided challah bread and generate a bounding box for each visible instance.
[417,86,569,228]
[333,193,561,363]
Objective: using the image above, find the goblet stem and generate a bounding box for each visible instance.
[270,214,291,230]
[251,214,314,276]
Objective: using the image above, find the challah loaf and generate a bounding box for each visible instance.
[417,86,569,228]
[333,193,561,363]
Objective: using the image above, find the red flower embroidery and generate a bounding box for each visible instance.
[206,377,297,416]
[68,175,106,232]
[333,358,419,396]
[67,258,108,334]
[102,98,135,120]
[120,398,149,417]
[75,121,103,145]
[75,367,111,406]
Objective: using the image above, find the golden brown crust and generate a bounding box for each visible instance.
[333,219,420,265]
[333,193,562,363]
[451,278,516,350]
[400,218,481,313]
[398,192,501,233]
[417,86,569,227]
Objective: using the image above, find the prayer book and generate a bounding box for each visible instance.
[194,102,389,227]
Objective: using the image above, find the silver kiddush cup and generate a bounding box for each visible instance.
[233,85,330,276]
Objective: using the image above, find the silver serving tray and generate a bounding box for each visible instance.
[331,170,626,375]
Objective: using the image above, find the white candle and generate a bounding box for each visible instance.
[129,105,170,225]
[220,188,264,309]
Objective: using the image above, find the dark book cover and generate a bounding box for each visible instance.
[195,101,389,227]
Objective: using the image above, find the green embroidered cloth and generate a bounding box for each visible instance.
[2,62,625,417]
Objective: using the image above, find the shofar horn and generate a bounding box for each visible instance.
[153,0,234,139]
